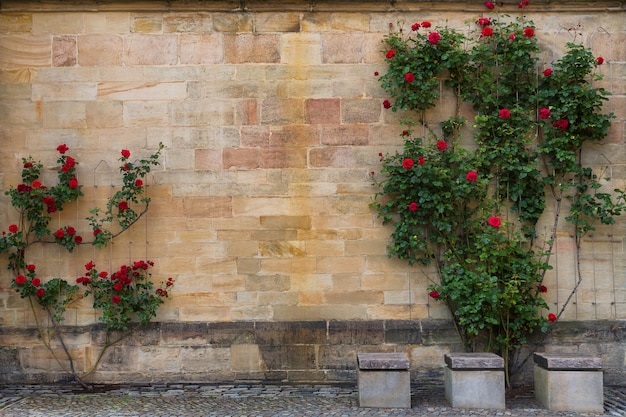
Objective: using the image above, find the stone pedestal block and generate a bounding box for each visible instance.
[444,353,505,410]
[357,352,410,408]
[533,352,604,413]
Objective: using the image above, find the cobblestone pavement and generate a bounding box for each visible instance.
[0,383,624,417]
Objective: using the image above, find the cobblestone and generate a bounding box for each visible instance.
[0,383,624,417]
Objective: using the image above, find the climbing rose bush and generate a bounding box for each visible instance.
[372,1,622,384]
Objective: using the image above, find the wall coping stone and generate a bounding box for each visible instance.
[444,353,504,370]
[357,352,409,370]
[1,0,624,12]
[533,352,602,371]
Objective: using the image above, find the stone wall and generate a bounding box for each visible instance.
[0,0,625,385]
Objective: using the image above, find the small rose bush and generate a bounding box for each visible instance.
[2,143,172,385]
[373,2,623,383]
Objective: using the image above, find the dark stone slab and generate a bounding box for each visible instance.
[533,352,602,370]
[357,352,409,370]
[329,320,384,345]
[256,321,326,346]
[444,353,504,370]
[384,320,421,344]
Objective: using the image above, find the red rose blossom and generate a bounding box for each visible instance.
[418,156,425,165]
[383,100,391,109]
[421,21,431,28]
[411,23,420,31]
[31,277,41,287]
[509,33,516,40]
[539,108,551,119]
[118,201,129,211]
[100,271,108,278]
[548,313,557,322]
[114,283,123,292]
[485,1,495,9]
[85,261,95,271]
[66,226,76,236]
[436,140,447,151]
[112,295,121,304]
[466,171,478,182]
[429,291,440,299]
[553,119,569,132]
[8,224,18,234]
[409,202,419,212]
[121,149,131,158]
[499,108,511,119]
[26,264,36,271]
[32,181,42,188]
[74,235,83,244]
[404,72,415,83]
[428,31,441,45]
[488,216,501,228]
[134,179,143,187]
[523,27,534,38]
[57,144,69,154]
[69,177,78,189]
[543,68,553,76]
[477,17,491,27]
[36,288,45,298]
[385,50,395,59]
[374,71,379,76]
[55,229,65,239]
[93,228,102,236]
[15,275,26,285]
[539,285,548,293]
[481,27,493,37]
[402,158,415,169]
[596,56,604,65]
[24,162,33,168]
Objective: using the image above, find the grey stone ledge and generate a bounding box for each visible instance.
[357,352,409,370]
[444,353,504,370]
[533,352,602,371]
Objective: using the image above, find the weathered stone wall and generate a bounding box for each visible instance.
[0,0,625,385]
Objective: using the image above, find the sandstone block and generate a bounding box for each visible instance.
[0,34,51,69]
[224,34,280,64]
[78,35,123,66]
[125,34,177,66]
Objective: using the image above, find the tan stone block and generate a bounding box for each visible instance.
[317,256,366,274]
[0,34,51,69]
[180,346,231,372]
[345,239,388,256]
[43,101,86,128]
[342,99,381,124]
[86,101,123,128]
[367,305,411,320]
[270,125,320,147]
[32,12,83,34]
[231,344,262,372]
[212,13,253,33]
[260,257,317,274]
[32,83,96,101]
[179,306,230,322]
[255,12,299,32]
[325,290,382,305]
[196,257,238,275]
[164,12,213,33]
[301,12,331,32]
[224,34,280,64]
[125,34,177,66]
[231,306,273,321]
[362,274,408,291]
[303,240,344,256]
[290,274,333,291]
[0,100,41,128]
[273,305,367,321]
[299,291,324,305]
[258,291,299,306]
[131,14,162,33]
[77,35,123,66]
[282,33,322,65]
[0,13,32,32]
[260,98,304,125]
[232,196,291,216]
[83,12,131,34]
[322,33,363,64]
[171,99,235,126]
[180,34,224,64]
[123,100,169,126]
[227,239,258,257]
[309,146,356,168]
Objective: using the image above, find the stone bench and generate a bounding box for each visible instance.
[357,352,410,408]
[444,352,505,409]
[533,352,604,413]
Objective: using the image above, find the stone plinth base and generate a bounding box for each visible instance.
[533,352,603,413]
[444,353,505,410]
[357,352,410,408]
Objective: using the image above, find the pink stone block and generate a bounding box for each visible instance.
[305,99,340,125]
[125,34,177,66]
[78,35,123,67]
[224,34,280,64]
[52,35,76,67]
[180,34,224,65]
